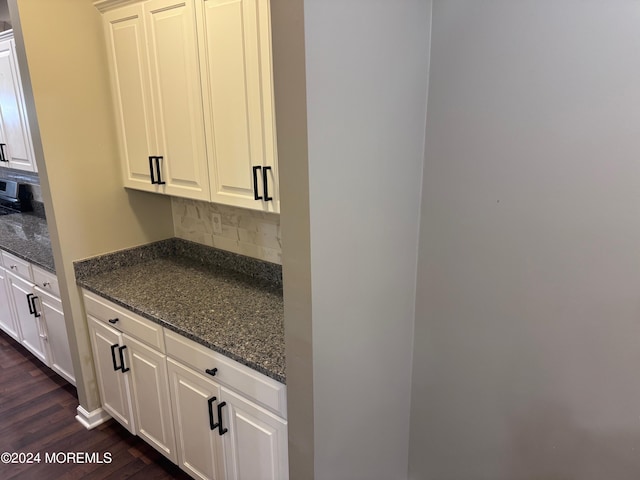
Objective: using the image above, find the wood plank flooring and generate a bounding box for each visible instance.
[0,331,192,480]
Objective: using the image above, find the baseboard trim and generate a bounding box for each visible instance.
[75,405,111,430]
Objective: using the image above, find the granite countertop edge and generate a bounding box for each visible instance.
[78,282,285,384]
[75,238,285,384]
[2,244,55,273]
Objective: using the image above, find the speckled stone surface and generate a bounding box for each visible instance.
[0,211,55,272]
[75,239,285,383]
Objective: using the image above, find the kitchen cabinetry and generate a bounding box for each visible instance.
[82,289,288,479]
[97,0,279,212]
[0,31,37,173]
[0,266,19,340]
[102,0,209,200]
[0,249,75,385]
[85,291,177,462]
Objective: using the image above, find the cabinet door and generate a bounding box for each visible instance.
[167,358,225,480]
[103,4,159,193]
[88,316,135,433]
[0,266,19,340]
[220,386,288,480]
[199,0,278,212]
[36,288,75,385]
[0,38,36,172]
[124,334,177,462]
[144,0,210,201]
[7,273,46,363]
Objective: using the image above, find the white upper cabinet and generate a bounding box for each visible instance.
[98,0,278,212]
[103,0,210,201]
[0,32,37,173]
[198,0,278,212]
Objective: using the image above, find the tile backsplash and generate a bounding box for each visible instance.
[172,197,281,265]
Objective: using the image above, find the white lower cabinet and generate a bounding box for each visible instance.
[0,266,19,340]
[220,386,288,480]
[83,289,288,479]
[7,271,47,363]
[88,316,135,432]
[168,357,225,480]
[36,288,75,384]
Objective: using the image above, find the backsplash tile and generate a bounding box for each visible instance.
[172,197,281,264]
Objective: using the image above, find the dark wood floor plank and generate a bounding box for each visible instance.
[0,331,192,480]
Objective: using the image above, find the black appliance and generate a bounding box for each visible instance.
[0,179,33,215]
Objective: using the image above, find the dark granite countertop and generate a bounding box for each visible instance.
[0,211,55,273]
[75,239,285,384]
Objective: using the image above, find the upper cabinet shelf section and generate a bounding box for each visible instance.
[98,0,279,213]
[0,31,37,173]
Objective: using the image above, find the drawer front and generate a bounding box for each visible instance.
[32,265,60,298]
[165,329,286,418]
[82,290,165,353]
[1,251,32,281]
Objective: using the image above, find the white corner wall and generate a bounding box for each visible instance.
[301,1,431,478]
[410,2,640,479]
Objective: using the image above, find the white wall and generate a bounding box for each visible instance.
[299,1,431,478]
[410,1,640,479]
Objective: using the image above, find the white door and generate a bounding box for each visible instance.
[167,358,225,480]
[103,4,159,193]
[36,288,75,385]
[0,266,19,340]
[124,334,177,462]
[7,273,46,362]
[199,0,278,212]
[144,0,210,201]
[88,316,135,433]
[220,386,288,480]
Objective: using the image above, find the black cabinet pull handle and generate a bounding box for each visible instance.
[108,318,119,324]
[149,156,156,184]
[0,143,7,161]
[31,296,40,317]
[205,368,218,377]
[155,156,166,185]
[208,396,216,430]
[262,166,272,201]
[216,401,228,436]
[110,344,120,371]
[252,166,262,200]
[118,345,130,372]
[26,293,35,315]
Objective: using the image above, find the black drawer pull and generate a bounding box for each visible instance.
[26,293,35,315]
[205,368,218,377]
[149,156,155,184]
[31,295,40,317]
[0,143,7,161]
[252,165,262,200]
[208,396,217,430]
[155,156,165,185]
[110,344,120,371]
[108,318,119,324]
[216,401,228,436]
[118,345,129,372]
[262,166,272,201]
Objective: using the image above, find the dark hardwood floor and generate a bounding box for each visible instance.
[0,330,192,480]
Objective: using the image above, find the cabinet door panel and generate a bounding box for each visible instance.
[88,316,135,432]
[8,273,46,362]
[168,358,225,480]
[145,0,209,200]
[125,334,176,462]
[37,289,75,385]
[221,386,288,480]
[104,4,158,192]
[0,266,19,340]
[0,39,35,172]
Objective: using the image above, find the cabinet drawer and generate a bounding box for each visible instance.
[165,329,286,418]
[83,290,165,353]
[32,265,60,298]
[1,251,32,281]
